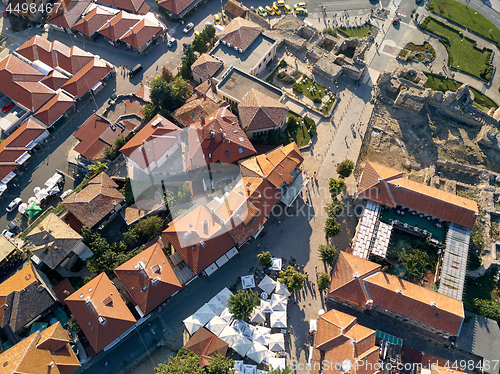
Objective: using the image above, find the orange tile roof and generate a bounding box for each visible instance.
[357,162,478,228]
[191,54,223,80]
[34,90,75,126]
[0,321,80,374]
[47,0,91,29]
[40,69,69,90]
[219,17,262,52]
[96,0,150,14]
[184,327,228,367]
[73,4,119,37]
[65,272,136,353]
[115,242,182,315]
[329,252,464,336]
[52,278,75,306]
[120,14,164,50]
[97,10,142,41]
[158,0,197,16]
[61,57,113,98]
[239,89,289,132]
[173,94,222,126]
[136,84,151,103]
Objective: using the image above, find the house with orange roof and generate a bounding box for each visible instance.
[46,0,92,31]
[172,92,223,127]
[96,0,150,14]
[184,327,228,367]
[115,242,182,316]
[328,251,465,338]
[72,3,120,39]
[61,57,113,99]
[34,90,75,127]
[65,272,136,354]
[191,54,224,85]
[97,10,142,43]
[119,13,165,53]
[62,172,125,232]
[158,0,203,19]
[310,308,379,374]
[0,264,57,337]
[0,321,80,374]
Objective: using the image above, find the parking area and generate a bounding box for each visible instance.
[0,93,27,130]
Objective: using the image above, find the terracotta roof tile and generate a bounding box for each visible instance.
[239,89,288,132]
[61,57,112,98]
[219,17,262,51]
[115,242,182,315]
[34,90,75,126]
[224,0,249,18]
[66,273,136,353]
[73,4,119,37]
[136,84,151,102]
[96,0,150,14]
[97,10,142,41]
[173,95,222,127]
[40,69,69,90]
[120,14,164,50]
[47,0,91,29]
[184,327,228,367]
[62,172,124,228]
[191,54,223,80]
[52,278,75,306]
[357,162,478,228]
[158,0,196,16]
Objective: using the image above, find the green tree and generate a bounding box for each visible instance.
[257,251,273,267]
[115,135,127,149]
[329,178,346,198]
[103,145,119,161]
[324,216,341,238]
[318,244,338,267]
[179,63,192,80]
[124,215,163,245]
[324,200,344,217]
[192,35,208,53]
[399,247,430,279]
[119,178,134,205]
[336,159,355,178]
[182,45,197,68]
[287,115,297,128]
[142,103,159,121]
[150,76,188,112]
[206,353,234,374]
[88,161,107,177]
[278,265,307,291]
[227,290,259,320]
[155,348,203,374]
[67,315,82,335]
[318,273,331,290]
[161,66,174,82]
[472,298,500,321]
[202,25,216,42]
[172,76,191,98]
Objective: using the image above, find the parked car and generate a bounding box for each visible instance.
[6,198,22,213]
[205,21,213,27]
[272,4,281,15]
[393,16,399,25]
[2,102,13,113]
[284,4,292,13]
[250,5,256,12]
[194,31,201,37]
[257,6,267,16]
[294,2,306,8]
[60,189,73,199]
[129,64,143,77]
[167,37,177,47]
[275,0,285,6]
[295,7,307,15]
[1,230,13,238]
[183,22,194,33]
[265,5,275,15]
[222,10,227,23]
[214,13,221,24]
[8,222,20,234]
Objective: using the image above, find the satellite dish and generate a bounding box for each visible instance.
[342,359,352,372]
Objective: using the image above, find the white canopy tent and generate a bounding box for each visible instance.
[241,275,255,289]
[246,341,268,364]
[258,275,277,294]
[268,333,285,351]
[47,185,60,196]
[218,325,240,346]
[219,308,234,324]
[309,319,317,332]
[194,303,217,325]
[270,311,287,328]
[231,334,252,356]
[207,295,226,315]
[270,258,282,271]
[232,320,255,341]
[216,287,234,305]
[275,282,291,297]
[243,364,257,374]
[250,307,266,323]
[183,315,204,335]
[35,188,49,200]
[234,360,244,374]
[257,370,268,374]
[268,357,286,370]
[260,300,273,314]
[206,316,228,336]
[271,294,287,312]
[18,203,28,214]
[252,325,270,346]
[45,172,63,187]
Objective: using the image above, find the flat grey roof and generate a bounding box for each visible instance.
[217,67,282,103]
[211,34,275,75]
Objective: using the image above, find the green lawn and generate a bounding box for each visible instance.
[322,96,336,115]
[428,0,500,44]
[420,17,493,82]
[285,113,314,147]
[424,73,498,110]
[293,77,328,103]
[336,24,372,38]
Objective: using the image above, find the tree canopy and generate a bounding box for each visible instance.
[257,251,273,267]
[324,216,341,238]
[399,246,431,279]
[155,348,204,374]
[206,353,234,374]
[150,76,189,113]
[278,265,307,291]
[318,273,331,290]
[318,244,338,267]
[336,159,355,178]
[328,178,346,198]
[227,290,259,320]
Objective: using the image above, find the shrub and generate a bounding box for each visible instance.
[292,83,302,93]
[336,159,355,178]
[257,251,273,267]
[312,97,322,104]
[318,273,331,290]
[279,59,288,68]
[323,28,338,37]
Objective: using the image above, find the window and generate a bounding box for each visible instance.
[225,151,230,157]
[238,147,244,154]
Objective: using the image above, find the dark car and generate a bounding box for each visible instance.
[2,102,13,113]
[167,37,177,47]
[129,64,143,77]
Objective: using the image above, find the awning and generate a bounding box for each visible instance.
[280,172,307,207]
[15,151,31,165]
[204,262,218,276]
[45,172,63,187]
[2,171,16,184]
[376,330,403,346]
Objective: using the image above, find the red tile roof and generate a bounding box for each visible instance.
[0,321,80,374]
[163,204,237,275]
[74,114,131,160]
[119,14,164,50]
[65,273,136,353]
[47,0,91,29]
[61,57,113,98]
[0,55,55,112]
[72,4,119,37]
[239,89,288,132]
[158,0,197,16]
[191,54,223,80]
[239,142,303,189]
[136,85,151,103]
[97,10,142,41]
[96,0,150,14]
[115,242,182,315]
[184,327,228,367]
[328,252,464,336]
[120,114,180,169]
[40,69,69,90]
[187,106,256,168]
[357,161,478,228]
[34,90,75,126]
[52,278,75,306]
[219,17,262,52]
[173,94,223,126]
[62,172,124,228]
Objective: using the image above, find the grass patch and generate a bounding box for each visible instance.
[424,73,498,110]
[322,96,336,115]
[420,17,493,82]
[323,28,338,37]
[285,113,311,147]
[20,206,54,241]
[463,268,500,321]
[336,24,372,38]
[293,76,328,103]
[428,0,500,44]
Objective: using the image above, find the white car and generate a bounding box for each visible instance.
[2,230,13,238]
[183,22,194,33]
[6,197,21,213]
[205,21,213,28]
[60,189,73,199]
